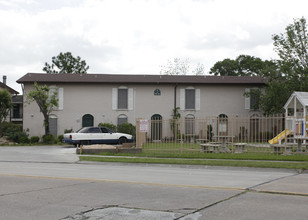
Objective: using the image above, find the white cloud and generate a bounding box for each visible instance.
[1,0,308,93]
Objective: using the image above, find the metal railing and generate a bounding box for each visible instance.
[136,115,307,154]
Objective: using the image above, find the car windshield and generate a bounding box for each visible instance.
[77,127,89,133]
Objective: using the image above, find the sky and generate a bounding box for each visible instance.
[1,0,308,93]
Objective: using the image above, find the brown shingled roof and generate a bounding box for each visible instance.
[0,82,19,94]
[17,73,267,85]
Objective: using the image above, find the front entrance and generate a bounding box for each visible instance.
[49,115,58,137]
[151,114,162,141]
[82,114,94,127]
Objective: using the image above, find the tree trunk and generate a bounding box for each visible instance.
[44,115,49,136]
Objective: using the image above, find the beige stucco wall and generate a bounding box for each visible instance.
[22,82,261,137]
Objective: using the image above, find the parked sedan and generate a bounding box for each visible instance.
[63,127,134,146]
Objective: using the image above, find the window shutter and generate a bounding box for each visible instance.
[245,88,250,110]
[180,89,185,110]
[58,88,63,110]
[128,88,134,110]
[112,88,117,110]
[195,89,200,110]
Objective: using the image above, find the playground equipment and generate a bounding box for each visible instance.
[268,129,292,144]
[269,92,308,149]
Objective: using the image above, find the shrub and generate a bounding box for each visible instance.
[58,134,64,143]
[1,122,29,143]
[42,134,57,144]
[98,123,117,131]
[19,136,30,144]
[30,136,40,144]
[7,131,29,143]
[64,128,73,133]
[1,122,22,137]
[117,122,136,137]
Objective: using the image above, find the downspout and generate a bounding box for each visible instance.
[174,84,178,111]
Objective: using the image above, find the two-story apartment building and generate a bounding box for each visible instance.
[1,76,22,124]
[17,73,266,137]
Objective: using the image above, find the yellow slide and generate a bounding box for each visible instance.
[268,129,292,144]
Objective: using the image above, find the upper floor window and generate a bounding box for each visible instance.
[180,87,200,111]
[118,88,128,109]
[112,87,134,111]
[245,88,260,110]
[49,85,64,110]
[185,89,195,109]
[154,89,161,96]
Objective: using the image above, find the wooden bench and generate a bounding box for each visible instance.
[200,143,220,153]
[234,143,247,153]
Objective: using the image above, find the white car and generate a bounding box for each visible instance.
[63,127,134,146]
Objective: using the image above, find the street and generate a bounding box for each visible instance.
[0,146,307,219]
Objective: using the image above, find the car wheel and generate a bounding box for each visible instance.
[118,137,127,145]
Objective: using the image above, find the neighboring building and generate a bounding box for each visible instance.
[17,73,266,137]
[11,95,23,124]
[0,75,21,123]
[0,76,18,95]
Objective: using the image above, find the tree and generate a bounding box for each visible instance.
[26,83,58,135]
[273,17,308,73]
[209,55,277,77]
[260,17,308,114]
[0,89,12,135]
[160,58,205,75]
[43,52,89,74]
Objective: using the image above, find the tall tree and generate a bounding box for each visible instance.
[160,58,205,75]
[273,17,308,73]
[209,55,277,77]
[26,83,58,135]
[260,17,308,114]
[0,89,12,135]
[43,52,89,74]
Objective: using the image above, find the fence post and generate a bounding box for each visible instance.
[136,118,147,148]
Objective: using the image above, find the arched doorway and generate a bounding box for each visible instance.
[82,114,94,127]
[151,114,162,141]
[218,114,228,136]
[49,115,58,137]
[185,114,195,135]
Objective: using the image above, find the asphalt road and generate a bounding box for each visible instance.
[0,146,307,220]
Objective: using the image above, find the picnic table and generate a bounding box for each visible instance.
[200,143,220,153]
[213,135,234,153]
[196,139,208,144]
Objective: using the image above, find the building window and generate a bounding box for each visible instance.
[245,88,260,110]
[48,86,64,110]
[118,88,128,109]
[180,87,200,111]
[112,87,134,111]
[118,114,128,125]
[154,89,161,96]
[185,89,195,109]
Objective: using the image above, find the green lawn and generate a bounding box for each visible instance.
[78,141,308,169]
[79,155,308,170]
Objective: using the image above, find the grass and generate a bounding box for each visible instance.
[79,143,308,169]
[79,156,308,170]
[83,151,308,161]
